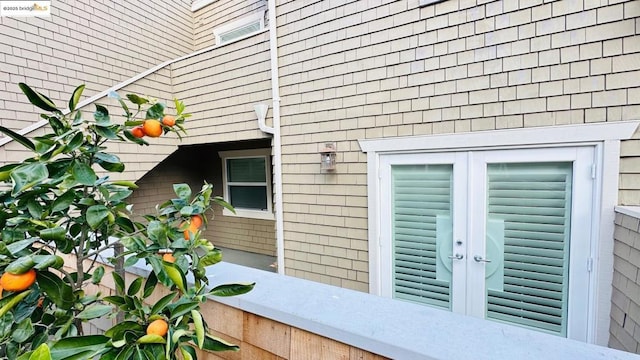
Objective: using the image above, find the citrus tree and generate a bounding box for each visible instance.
[0,83,254,359]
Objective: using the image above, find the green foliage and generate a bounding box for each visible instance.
[0,84,253,359]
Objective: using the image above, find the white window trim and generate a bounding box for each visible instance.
[213,10,266,45]
[192,0,215,12]
[219,148,274,221]
[358,121,638,346]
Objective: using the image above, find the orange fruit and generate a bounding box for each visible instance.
[162,253,175,263]
[182,215,203,240]
[191,215,203,228]
[162,115,176,127]
[131,126,145,138]
[0,269,36,292]
[147,319,169,337]
[142,119,163,138]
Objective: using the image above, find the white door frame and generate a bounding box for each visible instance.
[359,121,638,345]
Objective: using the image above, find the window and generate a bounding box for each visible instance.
[213,11,265,45]
[219,149,273,220]
[359,122,638,344]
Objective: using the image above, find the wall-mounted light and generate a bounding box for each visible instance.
[319,142,337,172]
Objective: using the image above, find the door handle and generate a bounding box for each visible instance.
[473,255,491,263]
[448,253,464,260]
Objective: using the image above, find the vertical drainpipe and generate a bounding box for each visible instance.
[268,0,285,275]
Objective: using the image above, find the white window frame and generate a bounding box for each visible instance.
[213,11,265,45]
[358,121,638,346]
[219,148,274,220]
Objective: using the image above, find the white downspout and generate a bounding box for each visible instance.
[267,0,285,275]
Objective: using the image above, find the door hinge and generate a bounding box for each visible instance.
[587,258,593,272]
[591,163,596,179]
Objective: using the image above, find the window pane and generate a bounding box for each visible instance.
[485,162,572,336]
[227,158,266,182]
[392,164,453,310]
[229,186,268,210]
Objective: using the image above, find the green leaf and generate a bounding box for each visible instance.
[94,104,110,126]
[28,343,52,360]
[137,334,165,344]
[94,125,118,140]
[6,238,36,255]
[209,283,255,297]
[6,255,35,274]
[0,125,35,151]
[51,190,75,213]
[127,277,143,296]
[126,94,148,105]
[0,290,32,318]
[72,162,97,186]
[200,334,239,352]
[94,152,120,164]
[49,335,109,360]
[66,132,84,151]
[168,301,199,320]
[150,293,176,315]
[173,184,191,200]
[179,346,195,360]
[179,206,194,217]
[11,162,48,195]
[191,310,205,348]
[162,262,186,293]
[143,271,158,298]
[96,159,125,173]
[174,98,185,115]
[199,250,222,267]
[0,163,21,181]
[104,321,143,339]
[12,318,35,343]
[76,303,113,320]
[33,254,62,270]
[19,83,60,113]
[92,266,105,284]
[113,272,125,295]
[145,103,165,120]
[124,255,140,268]
[36,271,73,310]
[39,227,67,241]
[68,84,85,112]
[27,199,44,218]
[86,205,109,229]
[111,180,138,189]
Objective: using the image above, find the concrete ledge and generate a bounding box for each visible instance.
[204,262,640,360]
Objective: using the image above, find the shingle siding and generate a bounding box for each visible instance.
[276,0,640,290]
[0,0,194,130]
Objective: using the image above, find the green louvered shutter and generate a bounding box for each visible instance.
[391,164,453,309]
[485,162,572,336]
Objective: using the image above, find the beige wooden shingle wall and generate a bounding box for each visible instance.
[127,144,276,257]
[0,66,178,182]
[0,0,193,131]
[276,0,640,291]
[172,31,272,145]
[610,211,640,354]
[193,0,267,50]
[169,32,277,255]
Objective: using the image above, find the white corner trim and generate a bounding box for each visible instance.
[191,0,215,12]
[358,122,639,153]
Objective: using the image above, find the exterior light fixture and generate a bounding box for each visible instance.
[319,142,337,172]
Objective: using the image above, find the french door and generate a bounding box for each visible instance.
[379,147,595,341]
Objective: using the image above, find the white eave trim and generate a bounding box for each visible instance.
[192,0,215,12]
[358,121,639,153]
